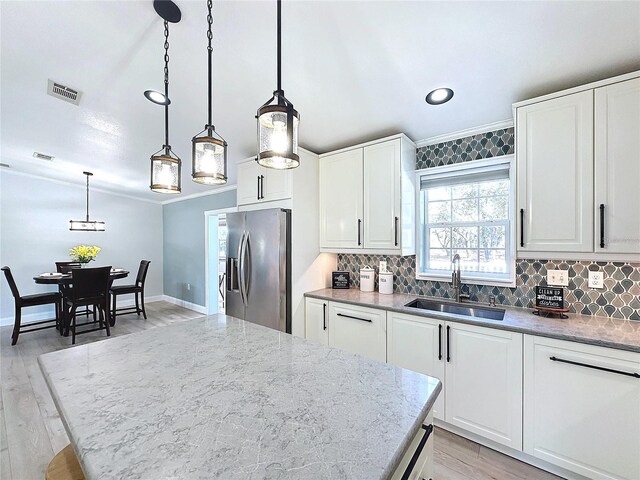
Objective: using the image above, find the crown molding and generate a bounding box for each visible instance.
[415,119,514,148]
[160,184,237,205]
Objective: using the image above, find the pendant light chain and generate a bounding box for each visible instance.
[163,20,170,152]
[277,0,281,93]
[206,0,213,130]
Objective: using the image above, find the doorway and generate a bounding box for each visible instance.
[205,207,235,315]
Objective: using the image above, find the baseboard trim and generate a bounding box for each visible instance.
[435,420,591,480]
[0,295,164,327]
[161,295,207,315]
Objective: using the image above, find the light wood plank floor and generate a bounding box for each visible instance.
[0,301,563,480]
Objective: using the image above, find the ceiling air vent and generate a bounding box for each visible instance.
[47,79,81,105]
[33,152,54,161]
[0,163,10,168]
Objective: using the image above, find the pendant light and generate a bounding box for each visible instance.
[148,1,182,194]
[70,172,105,231]
[256,0,300,170]
[191,0,228,185]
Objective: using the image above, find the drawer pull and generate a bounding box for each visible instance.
[401,424,433,480]
[337,313,372,323]
[549,356,640,379]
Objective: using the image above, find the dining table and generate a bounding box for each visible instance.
[33,268,129,331]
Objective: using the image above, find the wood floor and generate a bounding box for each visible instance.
[0,301,562,480]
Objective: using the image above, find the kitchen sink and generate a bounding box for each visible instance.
[404,298,505,321]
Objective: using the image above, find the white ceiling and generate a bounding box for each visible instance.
[1,1,639,201]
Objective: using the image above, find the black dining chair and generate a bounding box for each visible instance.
[55,262,82,274]
[64,266,112,344]
[2,266,61,346]
[110,261,150,323]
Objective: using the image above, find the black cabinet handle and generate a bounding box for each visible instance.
[260,175,265,200]
[322,303,327,331]
[394,216,399,246]
[446,325,451,362]
[599,204,605,248]
[550,356,639,379]
[257,176,261,201]
[357,219,362,246]
[337,313,371,323]
[520,209,525,247]
[400,424,433,480]
[438,324,443,361]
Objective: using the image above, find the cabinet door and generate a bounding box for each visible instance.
[328,302,386,362]
[387,312,445,420]
[262,168,292,203]
[524,336,640,480]
[319,149,364,249]
[304,297,328,346]
[445,322,522,450]
[236,160,261,206]
[516,91,594,252]
[363,139,401,250]
[595,78,640,254]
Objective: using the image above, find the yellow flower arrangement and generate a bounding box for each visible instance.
[69,245,101,263]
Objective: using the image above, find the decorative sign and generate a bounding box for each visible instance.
[332,271,350,289]
[535,286,564,309]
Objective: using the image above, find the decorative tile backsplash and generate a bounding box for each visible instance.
[337,254,640,320]
[416,127,514,169]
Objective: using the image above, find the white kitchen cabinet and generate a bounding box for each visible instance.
[516,90,594,253]
[319,134,415,255]
[328,302,386,362]
[390,412,434,480]
[445,322,523,450]
[594,77,640,254]
[387,312,445,421]
[363,140,401,250]
[524,336,640,480]
[304,297,329,346]
[319,148,363,249]
[236,157,291,206]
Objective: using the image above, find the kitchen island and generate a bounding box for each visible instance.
[39,314,441,480]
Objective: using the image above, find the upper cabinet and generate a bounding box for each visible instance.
[319,135,416,255]
[594,78,640,254]
[515,72,640,259]
[236,158,292,206]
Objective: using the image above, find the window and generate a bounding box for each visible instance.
[416,156,515,286]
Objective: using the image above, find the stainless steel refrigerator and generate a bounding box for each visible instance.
[225,208,291,333]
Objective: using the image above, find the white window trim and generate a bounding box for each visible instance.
[415,155,516,287]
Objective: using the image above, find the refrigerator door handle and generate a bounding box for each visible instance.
[238,232,247,306]
[243,233,251,303]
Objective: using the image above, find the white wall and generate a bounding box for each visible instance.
[0,170,164,326]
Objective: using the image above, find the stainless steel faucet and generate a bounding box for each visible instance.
[451,254,463,303]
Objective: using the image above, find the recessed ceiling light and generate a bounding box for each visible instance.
[426,88,454,105]
[144,90,171,105]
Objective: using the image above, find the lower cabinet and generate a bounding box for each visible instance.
[388,314,523,450]
[524,336,640,480]
[445,323,523,450]
[390,412,434,480]
[328,302,386,362]
[388,312,445,421]
[304,297,328,346]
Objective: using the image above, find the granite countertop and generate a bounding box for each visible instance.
[39,315,441,480]
[305,288,640,353]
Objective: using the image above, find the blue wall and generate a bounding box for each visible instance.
[162,190,236,307]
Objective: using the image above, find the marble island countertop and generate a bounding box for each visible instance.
[39,315,442,480]
[305,288,640,353]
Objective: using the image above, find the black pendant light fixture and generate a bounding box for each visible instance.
[148,1,182,194]
[256,0,300,170]
[191,0,228,185]
[70,172,105,231]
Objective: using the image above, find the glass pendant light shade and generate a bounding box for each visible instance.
[192,130,227,185]
[150,151,181,193]
[257,102,299,169]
